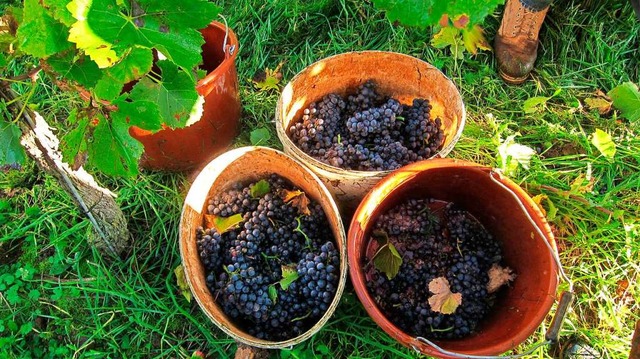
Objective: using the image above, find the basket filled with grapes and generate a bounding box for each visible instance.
[179,147,347,350]
[348,159,560,358]
[276,51,465,214]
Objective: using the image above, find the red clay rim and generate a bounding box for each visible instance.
[347,158,559,357]
[196,20,239,95]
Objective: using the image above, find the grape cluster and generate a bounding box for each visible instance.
[196,174,340,340]
[366,199,505,339]
[289,81,445,171]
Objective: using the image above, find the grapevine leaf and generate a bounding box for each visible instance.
[497,135,536,176]
[281,189,311,216]
[250,179,271,198]
[584,97,612,115]
[174,265,192,303]
[0,119,26,167]
[203,213,243,234]
[608,82,640,121]
[60,110,89,169]
[486,264,516,294]
[428,277,462,314]
[0,53,6,68]
[47,52,102,88]
[93,47,153,101]
[531,194,557,221]
[461,24,491,54]
[279,264,299,290]
[372,229,389,245]
[452,14,469,29]
[68,0,119,68]
[112,97,163,132]
[268,285,278,304]
[373,242,402,280]
[373,0,504,28]
[85,0,220,71]
[523,96,551,114]
[129,60,198,128]
[250,128,271,146]
[431,27,464,59]
[86,113,143,177]
[252,64,284,91]
[591,129,616,161]
[16,0,72,58]
[43,0,76,26]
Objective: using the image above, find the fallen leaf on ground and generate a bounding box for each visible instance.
[584,97,612,115]
[428,277,462,314]
[252,62,284,91]
[174,265,192,303]
[487,264,517,294]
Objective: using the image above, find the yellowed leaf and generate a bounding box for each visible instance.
[280,189,311,216]
[428,277,462,314]
[174,265,192,303]
[462,24,491,55]
[203,213,243,234]
[487,264,517,294]
[585,97,612,115]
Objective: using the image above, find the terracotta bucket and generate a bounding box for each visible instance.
[348,158,560,358]
[276,51,465,215]
[179,147,348,349]
[130,21,241,171]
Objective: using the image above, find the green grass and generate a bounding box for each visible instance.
[2,0,639,358]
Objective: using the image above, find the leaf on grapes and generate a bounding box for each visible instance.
[486,264,516,294]
[174,265,192,303]
[0,119,26,167]
[43,0,77,26]
[461,24,491,54]
[372,229,390,245]
[112,97,163,132]
[86,113,143,177]
[250,179,271,198]
[60,110,90,169]
[93,47,154,101]
[252,62,284,91]
[129,60,198,128]
[84,0,220,71]
[373,242,402,280]
[203,213,243,235]
[584,96,612,116]
[68,0,119,68]
[591,129,616,161]
[268,284,278,304]
[427,277,462,314]
[431,27,464,59]
[608,82,640,121]
[281,189,311,216]
[250,127,271,146]
[279,264,299,290]
[16,0,72,58]
[47,52,102,88]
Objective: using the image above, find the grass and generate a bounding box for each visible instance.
[1,0,639,357]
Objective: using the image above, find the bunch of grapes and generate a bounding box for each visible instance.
[366,199,506,339]
[288,81,445,171]
[196,174,340,340]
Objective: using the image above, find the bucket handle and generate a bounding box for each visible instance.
[410,170,575,359]
[219,14,236,58]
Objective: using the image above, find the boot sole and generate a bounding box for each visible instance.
[499,69,528,85]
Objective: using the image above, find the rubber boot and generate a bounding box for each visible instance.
[494,0,549,84]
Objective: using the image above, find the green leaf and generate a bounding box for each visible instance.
[203,213,243,234]
[279,264,299,290]
[0,119,26,167]
[16,0,72,58]
[431,26,464,59]
[93,47,154,101]
[43,0,76,26]
[250,179,271,198]
[174,265,192,303]
[67,0,120,68]
[129,60,198,128]
[60,110,89,167]
[372,0,504,28]
[250,128,271,146]
[373,242,402,280]
[0,53,7,68]
[84,0,220,71]
[498,134,536,176]
[87,113,143,176]
[112,97,163,132]
[608,82,640,121]
[523,88,562,114]
[47,53,103,88]
[28,289,41,301]
[591,129,616,161]
[268,284,278,304]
